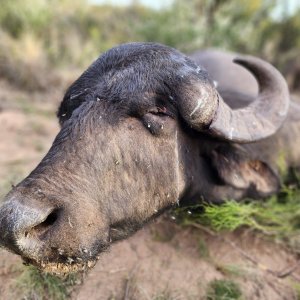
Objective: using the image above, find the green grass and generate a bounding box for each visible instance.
[206,279,242,300]
[290,281,300,300]
[14,266,80,300]
[175,182,300,252]
[215,264,249,278]
[198,237,210,259]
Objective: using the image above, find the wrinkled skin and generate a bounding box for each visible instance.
[1,102,185,273]
[0,43,298,275]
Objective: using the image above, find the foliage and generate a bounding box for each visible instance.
[206,279,242,300]
[15,266,80,300]
[198,237,210,259]
[216,264,249,278]
[1,0,300,90]
[175,180,300,251]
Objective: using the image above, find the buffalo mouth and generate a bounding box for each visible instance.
[15,240,110,276]
[22,255,100,276]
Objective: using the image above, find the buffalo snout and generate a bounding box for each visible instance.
[0,183,111,275]
[0,194,59,255]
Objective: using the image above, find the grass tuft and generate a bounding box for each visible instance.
[215,264,249,278]
[175,182,300,252]
[198,237,210,259]
[290,281,300,300]
[206,279,242,300]
[14,266,80,300]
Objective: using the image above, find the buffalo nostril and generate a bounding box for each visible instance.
[39,210,58,227]
[0,201,61,252]
[29,209,60,236]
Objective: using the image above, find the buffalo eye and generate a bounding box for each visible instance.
[148,106,168,116]
[143,106,175,136]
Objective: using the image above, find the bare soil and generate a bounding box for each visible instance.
[0,79,300,299]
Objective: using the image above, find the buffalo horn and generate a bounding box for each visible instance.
[178,55,290,143]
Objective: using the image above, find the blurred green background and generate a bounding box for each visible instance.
[1,0,300,92]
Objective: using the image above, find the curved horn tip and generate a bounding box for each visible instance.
[232,54,264,64]
[208,54,290,143]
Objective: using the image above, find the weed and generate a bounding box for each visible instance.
[215,264,248,278]
[206,279,242,300]
[198,237,210,259]
[175,183,300,252]
[151,226,176,243]
[14,266,80,300]
[276,151,288,179]
[290,281,300,300]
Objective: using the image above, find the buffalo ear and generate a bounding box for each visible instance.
[211,146,280,197]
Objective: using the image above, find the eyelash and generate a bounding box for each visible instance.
[148,106,174,118]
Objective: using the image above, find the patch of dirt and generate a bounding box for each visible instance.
[0,251,23,298]
[0,80,299,299]
[72,220,299,300]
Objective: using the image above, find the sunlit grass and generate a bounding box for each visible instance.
[175,181,300,251]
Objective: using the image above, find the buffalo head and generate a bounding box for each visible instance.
[0,43,289,274]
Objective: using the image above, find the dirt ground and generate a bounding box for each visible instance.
[1,79,300,299]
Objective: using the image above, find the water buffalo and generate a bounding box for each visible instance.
[0,42,298,275]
